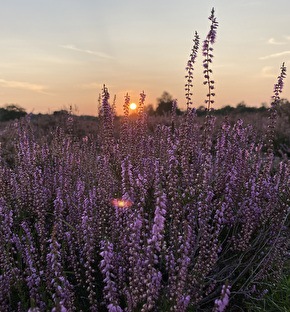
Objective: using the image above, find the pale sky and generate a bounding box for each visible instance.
[0,0,290,115]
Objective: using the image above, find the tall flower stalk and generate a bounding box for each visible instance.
[203,8,218,111]
[185,31,200,112]
[266,62,287,155]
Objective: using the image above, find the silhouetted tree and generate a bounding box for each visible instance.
[196,105,207,116]
[156,91,182,116]
[144,104,155,116]
[216,105,235,115]
[0,104,27,122]
[53,109,69,116]
[235,101,257,113]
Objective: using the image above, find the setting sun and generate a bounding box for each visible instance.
[129,103,137,110]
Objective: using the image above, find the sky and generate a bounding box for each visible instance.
[0,0,290,116]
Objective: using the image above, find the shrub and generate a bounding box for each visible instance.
[0,8,289,312]
[0,104,27,122]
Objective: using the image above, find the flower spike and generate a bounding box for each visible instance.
[203,8,218,111]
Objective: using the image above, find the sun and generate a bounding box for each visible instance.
[129,103,137,110]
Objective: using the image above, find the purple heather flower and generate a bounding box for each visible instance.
[202,8,218,110]
[185,31,200,109]
[272,62,286,103]
[100,241,122,311]
[207,8,218,44]
[214,284,231,312]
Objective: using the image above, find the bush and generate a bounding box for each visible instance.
[0,8,289,312]
[0,104,27,122]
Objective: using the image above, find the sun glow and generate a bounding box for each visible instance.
[111,198,133,209]
[129,103,137,110]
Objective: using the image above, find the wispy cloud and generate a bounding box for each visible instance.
[267,35,290,45]
[213,63,235,69]
[241,1,262,6]
[80,82,101,90]
[60,44,113,59]
[0,79,49,94]
[260,66,276,78]
[259,51,290,60]
[267,38,286,45]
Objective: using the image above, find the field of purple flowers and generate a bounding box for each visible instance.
[0,9,290,312]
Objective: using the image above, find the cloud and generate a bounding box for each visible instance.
[260,66,276,78]
[267,38,287,45]
[0,79,49,93]
[267,35,290,45]
[213,63,235,69]
[80,82,101,90]
[241,1,262,6]
[60,44,113,59]
[259,51,290,60]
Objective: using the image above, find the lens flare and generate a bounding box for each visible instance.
[111,198,133,209]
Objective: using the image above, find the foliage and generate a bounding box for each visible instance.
[155,91,182,116]
[195,103,267,117]
[53,109,70,116]
[0,104,27,122]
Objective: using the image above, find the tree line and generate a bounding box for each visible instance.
[1,93,290,122]
[0,104,27,122]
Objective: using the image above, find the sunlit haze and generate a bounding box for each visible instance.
[1,0,290,115]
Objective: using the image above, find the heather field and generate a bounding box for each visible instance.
[0,9,290,312]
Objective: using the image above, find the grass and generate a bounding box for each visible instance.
[246,260,290,311]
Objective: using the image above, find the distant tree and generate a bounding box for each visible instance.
[156,91,182,116]
[0,104,27,122]
[235,102,257,113]
[196,105,207,116]
[53,109,69,116]
[144,104,155,116]
[279,98,290,109]
[236,101,247,111]
[255,102,268,113]
[277,98,290,120]
[217,105,235,115]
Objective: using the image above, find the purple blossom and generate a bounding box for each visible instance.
[214,284,231,312]
[202,8,218,110]
[100,241,122,311]
[207,8,218,44]
[185,31,200,109]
